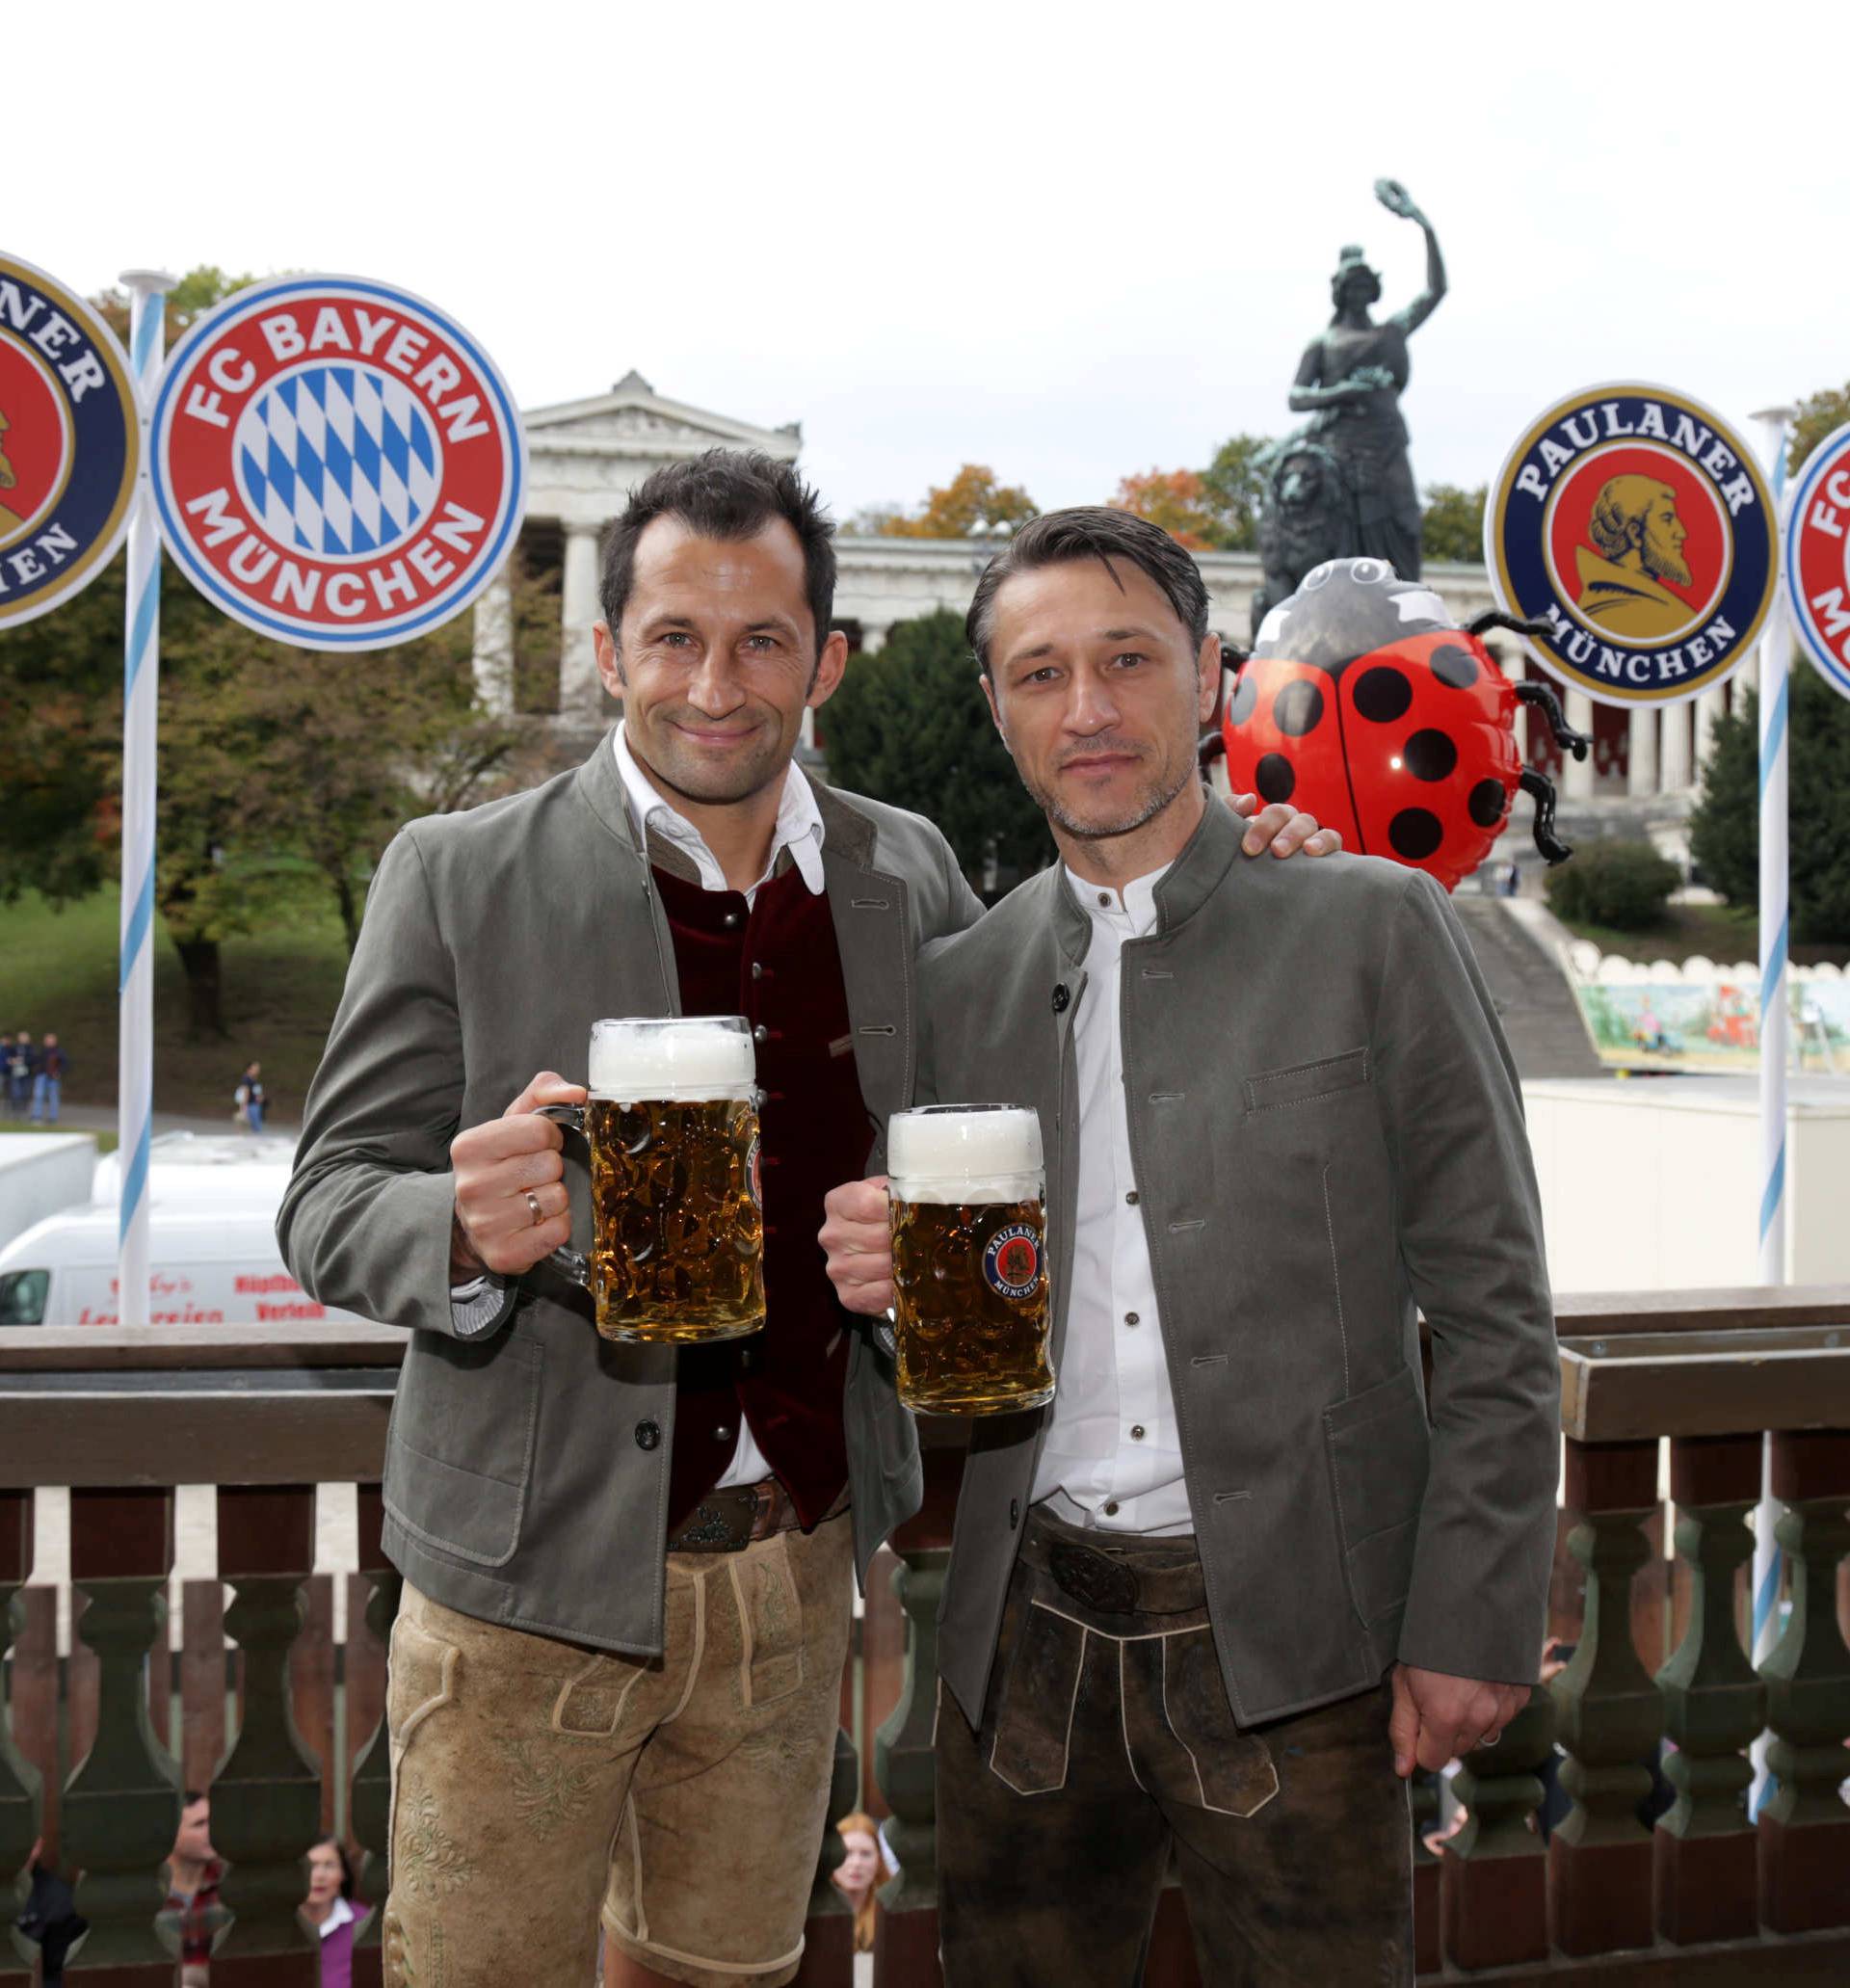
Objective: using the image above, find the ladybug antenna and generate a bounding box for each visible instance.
[1199,729,1227,771]
[1468,609,1554,642]
[1513,679,1592,759]
[1520,768,1573,864]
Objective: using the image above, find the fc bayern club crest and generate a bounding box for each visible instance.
[982,1224,1043,1302]
[1784,421,1850,705]
[149,276,525,649]
[1486,383,1775,708]
[0,253,140,630]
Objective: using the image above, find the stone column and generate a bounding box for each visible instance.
[470,563,515,717]
[1661,700,1695,793]
[1548,1439,1665,1958]
[1563,691,1597,801]
[560,522,606,724]
[1627,707,1659,799]
[859,623,888,655]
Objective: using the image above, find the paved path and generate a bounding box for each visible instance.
[28,1103,302,1140]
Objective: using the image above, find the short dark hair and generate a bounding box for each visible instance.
[966,506,1210,679]
[598,448,836,650]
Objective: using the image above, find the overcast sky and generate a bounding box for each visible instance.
[18,2,1848,525]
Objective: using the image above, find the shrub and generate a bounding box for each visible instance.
[1544,838,1680,931]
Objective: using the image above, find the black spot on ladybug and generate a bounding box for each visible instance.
[1402,729,1458,782]
[1429,643,1479,690]
[1227,673,1258,726]
[1388,808,1444,861]
[1255,753,1296,804]
[1272,680,1325,737]
[1468,779,1507,829]
[1352,666,1413,724]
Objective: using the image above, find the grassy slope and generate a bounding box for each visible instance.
[1556,901,1850,970]
[0,888,351,1123]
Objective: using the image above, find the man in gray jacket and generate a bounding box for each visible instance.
[821,513,1560,1984]
[280,456,1331,1988]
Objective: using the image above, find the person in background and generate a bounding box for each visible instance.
[831,1812,896,1955]
[6,1032,34,1117]
[301,1836,370,1985]
[162,1790,224,1987]
[14,1838,85,1985]
[235,1061,266,1133]
[30,1032,66,1124]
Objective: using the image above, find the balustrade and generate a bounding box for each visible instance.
[0,1299,1844,1987]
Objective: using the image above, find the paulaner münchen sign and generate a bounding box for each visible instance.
[1485,383,1775,708]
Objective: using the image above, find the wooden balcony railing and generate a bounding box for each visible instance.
[2,1294,1847,1985]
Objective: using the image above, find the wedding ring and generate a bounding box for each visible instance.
[526,1191,544,1226]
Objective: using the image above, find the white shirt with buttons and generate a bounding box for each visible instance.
[1030,863,1193,1536]
[452,726,826,1500]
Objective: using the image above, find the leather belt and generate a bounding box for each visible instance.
[668,1478,848,1553]
[1021,1512,1206,1617]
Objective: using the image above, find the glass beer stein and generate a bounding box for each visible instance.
[543,1016,765,1343]
[886,1103,1053,1415]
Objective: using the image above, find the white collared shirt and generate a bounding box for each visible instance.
[450,728,826,1498]
[1030,863,1193,1536]
[317,1896,356,1939]
[613,724,826,903]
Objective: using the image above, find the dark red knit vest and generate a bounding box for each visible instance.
[653,863,869,1532]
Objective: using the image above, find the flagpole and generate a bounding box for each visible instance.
[117,269,175,1330]
[1748,399,1794,1815]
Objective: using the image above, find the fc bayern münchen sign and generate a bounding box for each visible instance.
[1485,383,1776,708]
[0,253,141,629]
[1784,421,1850,706]
[149,276,525,649]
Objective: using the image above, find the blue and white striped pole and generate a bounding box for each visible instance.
[117,270,174,1330]
[1749,401,1794,1816]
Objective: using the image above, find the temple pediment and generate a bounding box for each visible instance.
[524,369,800,458]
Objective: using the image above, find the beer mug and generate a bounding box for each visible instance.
[542,1017,765,1343]
[886,1103,1053,1415]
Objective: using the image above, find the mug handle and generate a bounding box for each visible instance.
[535,1103,589,1287]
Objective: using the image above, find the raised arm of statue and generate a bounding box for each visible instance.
[1377,177,1446,337]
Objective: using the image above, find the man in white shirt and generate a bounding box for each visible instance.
[820,514,1558,1984]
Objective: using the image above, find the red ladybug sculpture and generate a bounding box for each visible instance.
[1215,557,1589,892]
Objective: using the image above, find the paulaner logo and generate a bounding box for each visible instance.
[1486,384,1775,707]
[983,1225,1043,1301]
[149,276,525,649]
[0,254,140,630]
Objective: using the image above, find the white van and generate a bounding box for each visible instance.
[0,1135,367,1326]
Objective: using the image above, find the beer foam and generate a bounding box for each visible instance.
[589,1017,755,1100]
[888,1105,1043,1203]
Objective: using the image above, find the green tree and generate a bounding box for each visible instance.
[821,611,1050,889]
[1789,384,1850,474]
[1199,434,1270,551]
[1688,668,1850,945]
[874,464,1039,540]
[1421,483,1487,563]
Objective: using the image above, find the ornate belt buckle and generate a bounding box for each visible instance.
[1048,1541,1138,1615]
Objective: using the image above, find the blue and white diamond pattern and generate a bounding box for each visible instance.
[233,365,442,561]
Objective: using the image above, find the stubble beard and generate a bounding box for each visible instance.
[631,711,791,809]
[1023,748,1195,844]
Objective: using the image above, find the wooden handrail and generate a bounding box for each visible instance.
[0,1322,409,1370]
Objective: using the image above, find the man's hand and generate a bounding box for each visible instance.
[449,1071,585,1279]
[1227,791,1342,861]
[1388,1664,1528,1776]
[820,1177,894,1316]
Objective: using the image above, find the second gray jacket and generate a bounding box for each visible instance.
[919,800,1559,1728]
[278,734,982,1657]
